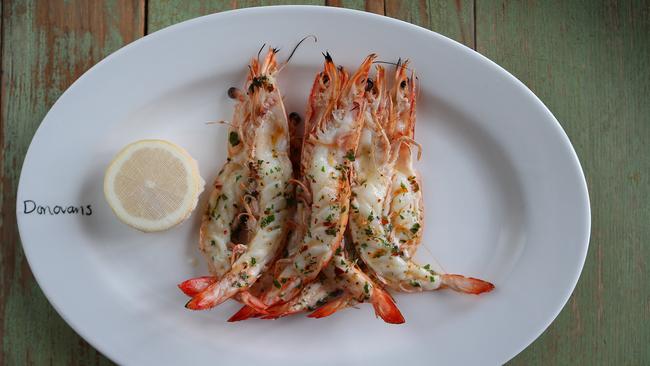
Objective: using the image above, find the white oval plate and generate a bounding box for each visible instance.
[17,6,590,366]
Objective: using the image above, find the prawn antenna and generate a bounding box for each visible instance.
[257,43,267,61]
[373,60,420,83]
[280,35,317,71]
[288,35,317,63]
[205,120,233,127]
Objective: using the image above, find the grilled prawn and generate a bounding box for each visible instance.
[178,58,265,310]
[185,48,294,310]
[349,61,494,294]
[256,53,376,307]
[278,65,403,322]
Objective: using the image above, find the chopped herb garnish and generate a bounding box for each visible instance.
[364,282,369,294]
[391,245,400,255]
[273,279,281,289]
[251,257,257,265]
[345,149,355,161]
[325,227,337,236]
[410,223,421,234]
[410,280,421,288]
[260,214,275,228]
[321,165,326,172]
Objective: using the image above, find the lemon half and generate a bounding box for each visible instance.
[104,139,204,232]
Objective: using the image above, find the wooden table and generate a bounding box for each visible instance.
[1,1,648,364]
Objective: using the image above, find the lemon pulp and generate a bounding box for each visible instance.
[104,140,204,232]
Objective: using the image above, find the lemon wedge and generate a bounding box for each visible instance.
[104,139,204,232]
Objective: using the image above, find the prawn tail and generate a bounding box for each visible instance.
[185,279,238,310]
[238,291,269,314]
[227,305,261,322]
[440,274,495,295]
[177,276,216,297]
[307,296,350,319]
[370,287,405,324]
[260,302,298,320]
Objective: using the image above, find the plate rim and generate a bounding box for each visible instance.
[16,5,591,365]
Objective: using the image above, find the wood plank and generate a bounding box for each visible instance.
[147,0,325,33]
[385,0,474,48]
[4,1,645,364]
[326,1,474,49]
[476,0,650,364]
[146,0,231,33]
[326,0,384,15]
[147,1,473,49]
[0,1,143,364]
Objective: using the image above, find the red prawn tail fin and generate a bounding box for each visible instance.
[371,287,405,324]
[441,274,495,295]
[237,291,269,314]
[228,306,260,322]
[260,302,296,320]
[178,276,216,297]
[307,296,350,319]
[185,280,236,310]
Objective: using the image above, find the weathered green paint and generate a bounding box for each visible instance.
[326,0,384,15]
[146,0,231,33]
[383,0,473,48]
[2,1,648,364]
[147,0,325,33]
[326,0,473,47]
[0,0,143,364]
[476,1,650,364]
